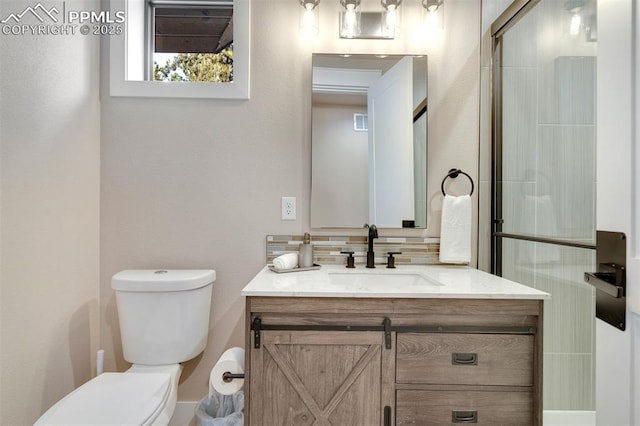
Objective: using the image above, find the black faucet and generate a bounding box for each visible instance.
[366,224,378,268]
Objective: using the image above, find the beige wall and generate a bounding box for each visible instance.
[0,1,101,424]
[0,0,482,419]
[100,0,480,401]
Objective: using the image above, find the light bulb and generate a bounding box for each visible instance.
[569,13,581,36]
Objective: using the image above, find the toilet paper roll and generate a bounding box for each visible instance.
[210,347,245,396]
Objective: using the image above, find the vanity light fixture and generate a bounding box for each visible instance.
[381,0,401,37]
[340,0,361,38]
[300,0,320,37]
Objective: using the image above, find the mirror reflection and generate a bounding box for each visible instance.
[310,54,428,228]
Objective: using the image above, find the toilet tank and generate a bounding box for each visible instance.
[111,269,216,365]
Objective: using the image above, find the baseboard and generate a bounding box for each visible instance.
[169,401,198,426]
[543,410,596,426]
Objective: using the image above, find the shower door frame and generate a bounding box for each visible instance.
[489,0,597,276]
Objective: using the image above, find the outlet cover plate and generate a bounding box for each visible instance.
[281,196,296,220]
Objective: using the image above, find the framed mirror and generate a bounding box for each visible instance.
[310,54,428,228]
[109,0,250,99]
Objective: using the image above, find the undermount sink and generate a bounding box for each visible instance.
[328,270,443,289]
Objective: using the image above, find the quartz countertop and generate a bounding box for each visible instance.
[241,264,550,300]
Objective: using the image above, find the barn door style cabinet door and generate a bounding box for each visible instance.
[245,296,543,426]
[248,330,392,425]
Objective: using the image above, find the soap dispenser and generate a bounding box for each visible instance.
[299,233,313,268]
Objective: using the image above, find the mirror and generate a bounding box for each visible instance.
[310,54,428,228]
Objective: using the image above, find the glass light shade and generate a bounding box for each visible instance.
[421,0,443,30]
[340,1,361,38]
[299,0,319,37]
[382,5,399,38]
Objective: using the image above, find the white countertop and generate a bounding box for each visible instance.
[241,264,550,300]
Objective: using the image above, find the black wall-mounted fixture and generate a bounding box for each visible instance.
[441,168,474,196]
[584,231,626,331]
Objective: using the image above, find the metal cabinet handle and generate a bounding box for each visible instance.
[383,406,391,426]
[452,352,478,365]
[452,410,478,423]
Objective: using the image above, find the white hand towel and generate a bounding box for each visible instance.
[272,253,299,270]
[439,194,472,264]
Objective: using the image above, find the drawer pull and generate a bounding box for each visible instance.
[452,410,478,423]
[383,406,391,426]
[452,352,478,365]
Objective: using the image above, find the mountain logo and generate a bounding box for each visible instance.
[1,3,60,24]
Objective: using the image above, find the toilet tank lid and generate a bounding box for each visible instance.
[111,269,216,292]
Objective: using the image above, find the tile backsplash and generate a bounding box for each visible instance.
[267,235,440,267]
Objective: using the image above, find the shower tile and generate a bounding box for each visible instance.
[501,239,537,287]
[502,67,537,182]
[479,67,491,182]
[501,181,536,235]
[537,125,596,240]
[538,56,596,125]
[534,267,595,354]
[501,7,538,68]
[543,353,595,410]
[477,181,491,272]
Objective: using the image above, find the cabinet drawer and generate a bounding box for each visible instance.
[396,389,532,425]
[396,333,534,386]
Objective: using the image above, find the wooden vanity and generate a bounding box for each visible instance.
[242,266,548,426]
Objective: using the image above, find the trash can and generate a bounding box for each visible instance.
[195,390,244,426]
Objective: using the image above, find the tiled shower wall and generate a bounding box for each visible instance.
[266,235,440,266]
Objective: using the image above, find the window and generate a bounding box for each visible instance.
[109,0,250,99]
[149,1,234,83]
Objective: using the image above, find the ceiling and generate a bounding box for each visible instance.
[154,6,233,54]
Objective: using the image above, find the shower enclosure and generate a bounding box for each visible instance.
[490,0,597,415]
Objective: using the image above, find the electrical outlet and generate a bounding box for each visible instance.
[281,196,296,220]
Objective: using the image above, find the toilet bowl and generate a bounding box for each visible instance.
[35,364,181,426]
[35,269,216,426]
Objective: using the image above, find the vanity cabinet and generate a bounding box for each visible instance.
[245,296,543,426]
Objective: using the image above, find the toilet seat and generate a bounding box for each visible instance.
[35,372,171,426]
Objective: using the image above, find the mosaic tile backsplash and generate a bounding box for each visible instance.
[266,235,441,267]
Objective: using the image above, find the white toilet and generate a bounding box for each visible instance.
[36,269,216,426]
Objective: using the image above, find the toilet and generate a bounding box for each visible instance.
[35,269,216,426]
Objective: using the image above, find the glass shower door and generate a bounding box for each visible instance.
[492,0,597,411]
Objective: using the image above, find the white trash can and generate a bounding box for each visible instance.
[195,390,244,426]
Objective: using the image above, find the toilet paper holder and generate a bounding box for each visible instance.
[222,372,245,383]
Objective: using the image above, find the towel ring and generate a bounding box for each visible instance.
[441,168,474,196]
